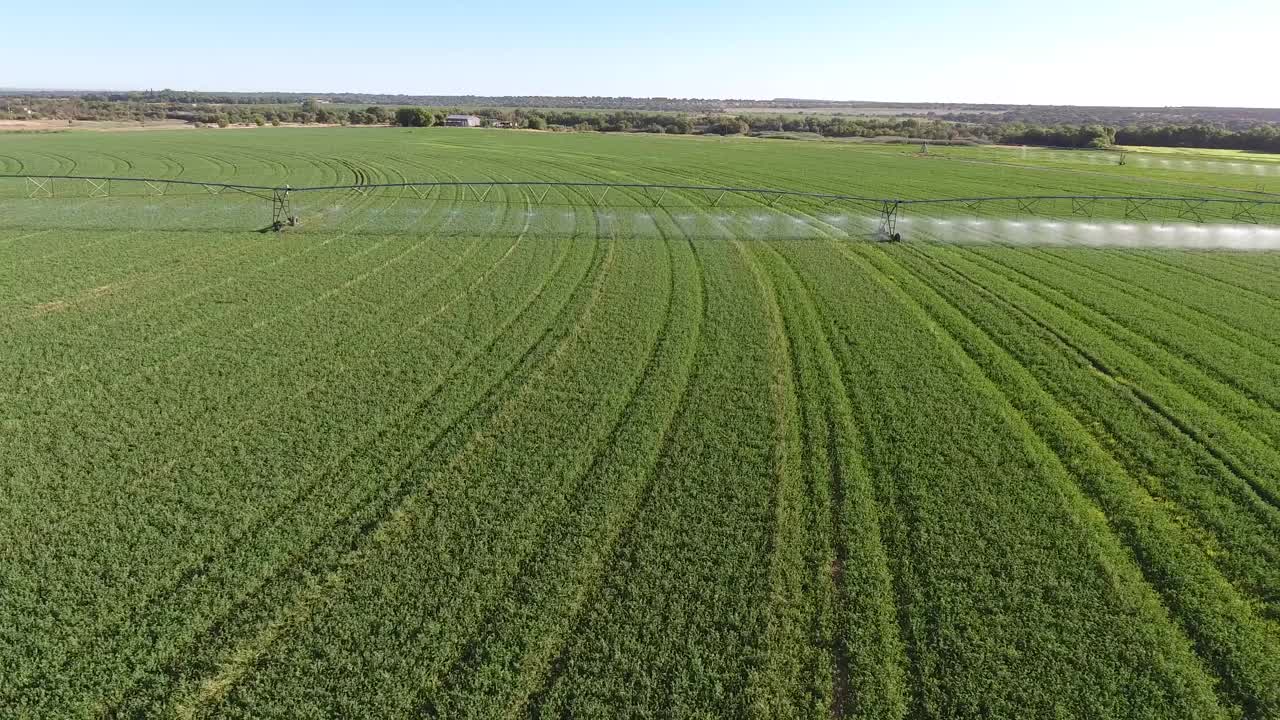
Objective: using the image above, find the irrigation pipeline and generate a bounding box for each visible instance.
[4,173,1280,236]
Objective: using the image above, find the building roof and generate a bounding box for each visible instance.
[446,114,481,120]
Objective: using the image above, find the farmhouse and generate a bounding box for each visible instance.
[445,114,481,127]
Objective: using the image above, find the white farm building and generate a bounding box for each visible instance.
[444,114,482,127]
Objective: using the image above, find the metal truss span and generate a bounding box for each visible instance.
[4,174,1280,235]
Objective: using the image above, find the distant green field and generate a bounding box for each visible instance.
[2,128,1279,719]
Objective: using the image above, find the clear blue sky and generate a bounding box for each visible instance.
[5,0,1275,106]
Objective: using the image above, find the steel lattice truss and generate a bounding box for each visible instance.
[4,174,1279,236]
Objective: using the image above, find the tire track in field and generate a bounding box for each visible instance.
[364,234,638,715]
[300,162,455,236]
[1068,249,1280,355]
[1015,247,1280,371]
[1088,248,1280,322]
[1123,251,1280,306]
[156,150,187,177]
[302,155,523,237]
[146,234,487,448]
[104,147,184,179]
[831,240,1243,717]
[745,195,933,719]
[5,231,251,318]
[938,246,1280,455]
[9,150,445,394]
[757,242,848,718]
[229,160,456,331]
[881,242,1280,716]
[3,229,458,705]
[734,238,827,717]
[427,220,700,720]
[5,193,424,691]
[756,240,908,720]
[0,153,26,174]
[1196,252,1280,284]
[2,190,268,290]
[4,206,511,697]
[757,237,930,718]
[911,246,1280,581]
[25,165,510,502]
[0,193,110,251]
[94,237,490,518]
[524,231,710,720]
[0,228,57,248]
[131,227,506,560]
[441,169,722,715]
[94,199,560,715]
[2,221,275,319]
[182,150,239,179]
[153,228,602,719]
[29,150,78,176]
[1013,246,1280,369]
[282,148,349,185]
[756,182,1229,712]
[242,233,427,332]
[255,151,292,181]
[955,247,1280,513]
[97,152,136,173]
[5,235,295,379]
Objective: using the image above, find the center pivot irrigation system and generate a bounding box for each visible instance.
[6,174,1280,238]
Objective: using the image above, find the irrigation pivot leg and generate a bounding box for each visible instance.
[271,185,296,231]
[878,200,902,241]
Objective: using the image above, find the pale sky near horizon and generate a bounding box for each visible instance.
[4,0,1275,107]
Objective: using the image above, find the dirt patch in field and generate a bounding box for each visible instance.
[0,119,193,133]
[30,286,113,317]
[32,300,68,316]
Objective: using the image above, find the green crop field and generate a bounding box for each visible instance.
[2,127,1279,719]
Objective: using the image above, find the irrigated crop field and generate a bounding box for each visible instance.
[2,128,1279,719]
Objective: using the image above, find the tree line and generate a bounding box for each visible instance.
[5,94,1280,153]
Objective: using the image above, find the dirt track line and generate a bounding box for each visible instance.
[444,228,697,720]
[939,246,1280,519]
[166,230,604,718]
[1018,247,1280,371]
[524,230,708,718]
[884,243,1280,714]
[12,232,529,712]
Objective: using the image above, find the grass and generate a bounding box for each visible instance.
[1,127,1278,719]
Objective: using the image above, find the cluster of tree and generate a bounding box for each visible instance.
[539,110,694,133]
[983,123,1117,149]
[0,96,170,121]
[942,106,1280,132]
[973,122,1280,153]
[392,108,444,127]
[704,117,750,135]
[185,100,395,127]
[0,96,400,127]
[8,91,1280,153]
[738,114,963,139]
[1113,123,1280,153]
[388,107,697,133]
